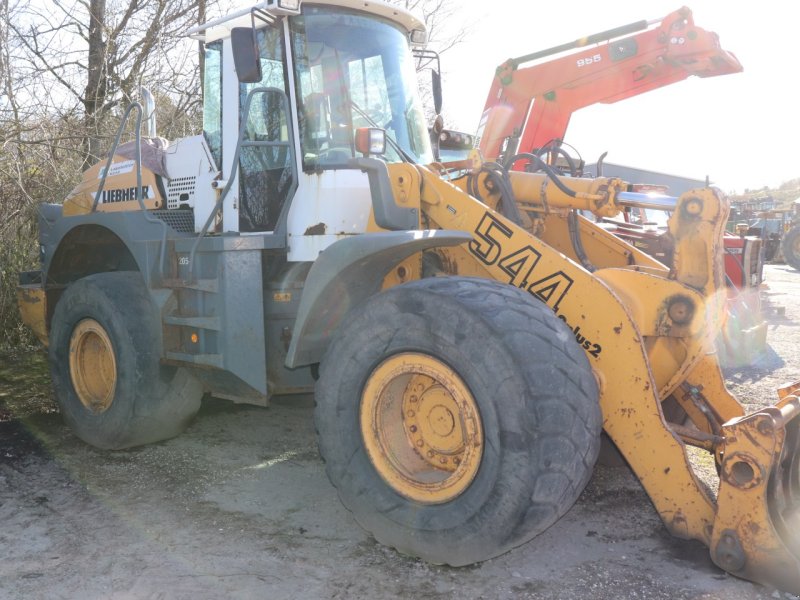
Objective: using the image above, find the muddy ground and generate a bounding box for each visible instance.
[1,265,799,600]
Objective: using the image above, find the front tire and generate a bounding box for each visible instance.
[315,277,601,565]
[49,272,203,449]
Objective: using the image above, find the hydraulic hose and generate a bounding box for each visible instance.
[567,209,597,272]
[529,142,580,177]
[467,161,525,226]
[504,153,579,198]
[505,152,598,272]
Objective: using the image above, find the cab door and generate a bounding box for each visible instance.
[238,25,297,235]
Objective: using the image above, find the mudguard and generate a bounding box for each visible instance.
[285,230,471,368]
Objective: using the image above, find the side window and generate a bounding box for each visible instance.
[238,27,294,233]
[202,41,223,170]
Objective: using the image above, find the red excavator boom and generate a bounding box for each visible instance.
[477,6,742,162]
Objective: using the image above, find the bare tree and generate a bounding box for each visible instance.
[10,0,216,167]
[0,0,221,345]
[388,0,472,122]
[396,0,469,54]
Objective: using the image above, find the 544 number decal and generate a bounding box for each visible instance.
[469,212,573,311]
[468,212,602,357]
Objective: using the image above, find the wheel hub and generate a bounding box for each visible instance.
[403,376,467,472]
[68,318,117,413]
[360,353,483,504]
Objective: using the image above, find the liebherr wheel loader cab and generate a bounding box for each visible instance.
[15,0,800,592]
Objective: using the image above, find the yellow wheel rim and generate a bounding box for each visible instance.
[68,318,117,413]
[360,353,483,504]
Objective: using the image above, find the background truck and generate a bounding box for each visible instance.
[15,0,800,593]
[743,200,800,270]
[784,199,800,269]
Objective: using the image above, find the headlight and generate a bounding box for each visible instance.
[410,29,427,45]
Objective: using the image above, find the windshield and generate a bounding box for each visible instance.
[290,6,432,169]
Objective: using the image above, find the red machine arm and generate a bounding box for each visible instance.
[477,6,742,162]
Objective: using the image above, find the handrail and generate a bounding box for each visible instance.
[92,101,170,279]
[92,102,145,213]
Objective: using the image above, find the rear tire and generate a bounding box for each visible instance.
[783,225,800,271]
[49,272,203,449]
[315,277,601,565]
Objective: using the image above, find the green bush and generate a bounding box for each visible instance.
[0,205,40,350]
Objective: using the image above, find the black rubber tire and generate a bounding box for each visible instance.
[49,272,203,450]
[782,225,800,271]
[315,276,601,566]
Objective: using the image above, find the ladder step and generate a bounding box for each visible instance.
[161,278,219,293]
[165,351,223,369]
[163,314,221,331]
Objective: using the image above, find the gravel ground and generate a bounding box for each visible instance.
[0,264,798,600]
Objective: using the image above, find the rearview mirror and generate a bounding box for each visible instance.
[432,70,443,116]
[231,28,262,83]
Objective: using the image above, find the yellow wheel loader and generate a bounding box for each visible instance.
[16,0,800,592]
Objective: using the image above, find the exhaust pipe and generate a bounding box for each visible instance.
[140,87,157,138]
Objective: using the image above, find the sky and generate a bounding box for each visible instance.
[436,1,799,195]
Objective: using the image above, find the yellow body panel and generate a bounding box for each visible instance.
[373,162,423,289]
[63,154,163,216]
[16,285,47,346]
[538,212,667,271]
[712,391,800,590]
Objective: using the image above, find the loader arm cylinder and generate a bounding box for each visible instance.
[503,171,626,218]
[616,191,678,212]
[504,171,680,217]
[498,169,679,220]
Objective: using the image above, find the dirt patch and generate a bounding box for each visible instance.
[1,265,799,599]
[0,348,53,422]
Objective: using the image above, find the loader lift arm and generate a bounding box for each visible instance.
[411,157,800,592]
[477,6,742,163]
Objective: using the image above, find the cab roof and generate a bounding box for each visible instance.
[188,0,426,43]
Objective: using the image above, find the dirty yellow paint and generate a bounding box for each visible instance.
[63,154,163,216]
[402,159,800,591]
[16,285,48,346]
